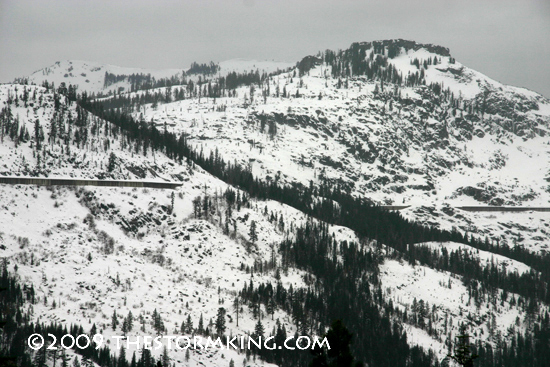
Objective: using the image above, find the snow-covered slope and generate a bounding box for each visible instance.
[7,39,550,366]
[0,83,314,366]
[380,257,530,359]
[124,40,550,253]
[219,59,294,75]
[21,58,294,98]
[21,60,186,95]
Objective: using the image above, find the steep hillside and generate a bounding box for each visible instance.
[0,83,312,367]
[0,82,453,367]
[122,39,550,253]
[4,39,550,367]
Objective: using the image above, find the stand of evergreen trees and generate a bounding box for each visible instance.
[76,94,550,288]
[3,82,550,366]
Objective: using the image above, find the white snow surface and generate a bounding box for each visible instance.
[8,40,550,365]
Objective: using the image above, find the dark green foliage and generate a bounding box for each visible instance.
[107,152,117,172]
[240,221,421,367]
[152,308,165,335]
[187,61,219,76]
[111,309,118,330]
[103,70,187,92]
[249,220,258,244]
[448,325,478,366]
[310,320,361,367]
[215,307,226,337]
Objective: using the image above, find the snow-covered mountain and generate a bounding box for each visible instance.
[20,59,294,97]
[126,39,550,253]
[19,60,185,95]
[2,39,550,367]
[0,83,311,367]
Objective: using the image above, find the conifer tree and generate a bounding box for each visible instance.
[118,346,128,367]
[108,152,117,172]
[185,314,193,333]
[233,297,241,327]
[448,325,478,367]
[180,319,186,334]
[254,319,264,339]
[126,311,134,332]
[267,296,276,320]
[198,313,204,335]
[309,319,361,367]
[215,307,226,337]
[61,348,69,367]
[161,345,170,367]
[112,310,118,330]
[130,352,137,367]
[33,343,47,367]
[153,309,164,335]
[249,220,258,244]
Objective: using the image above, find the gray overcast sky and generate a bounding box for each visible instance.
[1,0,549,97]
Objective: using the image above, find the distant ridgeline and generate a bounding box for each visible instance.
[93,62,295,110]
[299,39,454,86]
[94,39,460,112]
[101,61,221,95]
[96,70,282,110]
[102,70,186,93]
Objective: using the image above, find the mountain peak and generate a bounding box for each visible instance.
[350,39,451,58]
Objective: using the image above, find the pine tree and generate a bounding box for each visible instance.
[130,352,137,367]
[198,313,204,335]
[112,309,118,330]
[267,296,276,320]
[233,297,241,327]
[140,313,146,332]
[185,314,193,333]
[170,192,175,214]
[118,346,128,367]
[153,308,164,335]
[33,342,47,367]
[215,307,226,337]
[127,310,134,332]
[448,325,478,367]
[140,348,153,367]
[34,119,43,151]
[161,345,170,367]
[309,319,361,367]
[254,319,265,339]
[122,317,129,335]
[61,348,70,367]
[108,152,117,172]
[249,220,258,244]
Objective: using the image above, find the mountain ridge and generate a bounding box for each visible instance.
[17,39,548,253]
[2,39,550,366]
